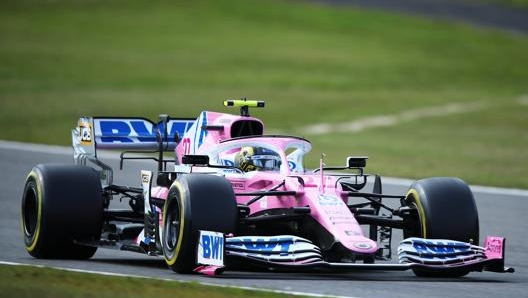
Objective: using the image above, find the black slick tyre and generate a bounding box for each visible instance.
[22,164,103,259]
[403,177,479,277]
[162,174,238,274]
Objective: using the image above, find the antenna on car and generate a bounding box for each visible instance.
[224,97,265,117]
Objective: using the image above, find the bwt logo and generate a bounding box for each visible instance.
[94,119,193,143]
[229,237,293,253]
[317,194,343,206]
[201,234,224,260]
[412,240,470,258]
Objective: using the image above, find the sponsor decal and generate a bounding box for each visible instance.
[398,238,483,264]
[141,173,151,184]
[328,213,355,225]
[410,239,470,258]
[486,239,502,254]
[198,231,224,266]
[230,181,245,189]
[331,221,355,225]
[317,194,343,206]
[345,230,361,236]
[329,216,352,221]
[325,210,348,215]
[228,237,294,253]
[218,118,232,124]
[485,237,504,259]
[79,121,92,145]
[222,159,235,167]
[94,119,192,144]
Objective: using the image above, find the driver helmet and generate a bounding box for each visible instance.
[236,146,281,172]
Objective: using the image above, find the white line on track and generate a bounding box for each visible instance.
[303,101,487,135]
[0,261,354,298]
[1,139,527,197]
[303,96,528,135]
[517,94,528,105]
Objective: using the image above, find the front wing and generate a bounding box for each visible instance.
[194,231,514,276]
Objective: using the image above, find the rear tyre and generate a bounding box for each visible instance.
[403,177,479,277]
[22,164,103,259]
[162,174,238,274]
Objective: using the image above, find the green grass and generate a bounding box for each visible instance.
[1,0,528,188]
[0,264,307,298]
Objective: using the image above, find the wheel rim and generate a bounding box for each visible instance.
[164,199,181,251]
[403,196,425,239]
[23,184,38,237]
[410,201,424,237]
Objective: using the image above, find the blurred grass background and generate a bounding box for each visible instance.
[1,0,527,188]
[0,264,307,298]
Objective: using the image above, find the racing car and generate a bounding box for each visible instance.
[21,99,514,277]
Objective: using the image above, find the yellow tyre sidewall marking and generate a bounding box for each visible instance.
[406,189,427,238]
[24,171,42,252]
[164,180,186,266]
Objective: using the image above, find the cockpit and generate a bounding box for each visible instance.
[207,136,312,174]
[234,146,282,172]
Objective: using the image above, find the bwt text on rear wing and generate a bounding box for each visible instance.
[73,116,195,150]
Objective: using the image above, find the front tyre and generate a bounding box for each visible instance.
[162,174,238,274]
[22,164,103,259]
[403,177,479,277]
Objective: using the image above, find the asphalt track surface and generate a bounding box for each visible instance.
[0,141,527,298]
[309,0,528,34]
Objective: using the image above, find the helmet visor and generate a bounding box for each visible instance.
[250,155,281,170]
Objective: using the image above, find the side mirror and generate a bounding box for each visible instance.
[182,155,210,165]
[347,156,368,168]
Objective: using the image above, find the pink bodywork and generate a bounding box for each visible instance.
[150,110,378,254]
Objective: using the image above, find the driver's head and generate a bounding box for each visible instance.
[237,146,258,172]
[236,146,281,172]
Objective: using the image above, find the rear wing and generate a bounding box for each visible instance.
[72,100,266,185]
[72,116,195,185]
[73,116,194,150]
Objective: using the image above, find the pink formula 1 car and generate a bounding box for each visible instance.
[21,99,514,277]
